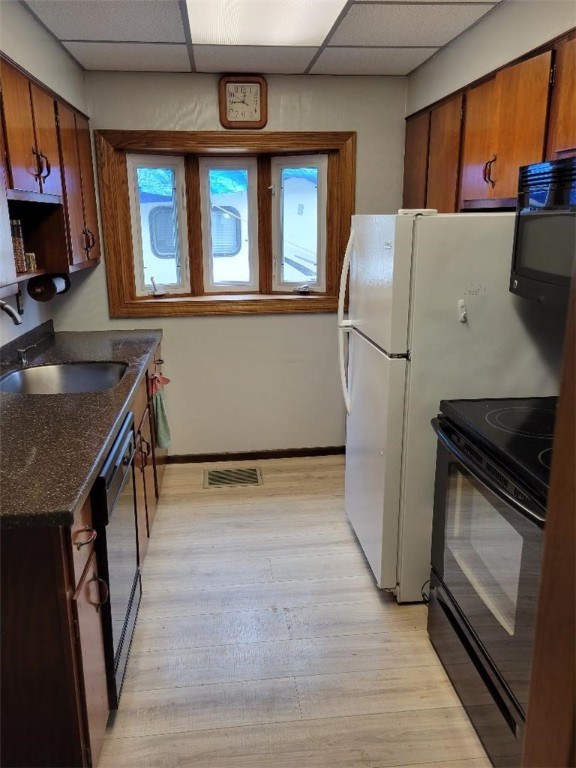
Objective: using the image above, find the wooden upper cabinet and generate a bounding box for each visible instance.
[402,111,430,209]
[58,103,86,266]
[460,77,498,203]
[426,93,463,212]
[1,60,61,196]
[76,114,100,263]
[546,34,576,160]
[492,51,552,197]
[29,81,62,196]
[460,52,552,205]
[57,104,100,268]
[0,122,17,291]
[0,62,39,193]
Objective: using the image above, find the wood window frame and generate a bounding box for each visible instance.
[96,130,356,317]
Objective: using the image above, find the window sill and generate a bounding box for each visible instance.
[109,294,339,317]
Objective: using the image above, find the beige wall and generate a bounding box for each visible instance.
[51,72,408,454]
[407,0,576,115]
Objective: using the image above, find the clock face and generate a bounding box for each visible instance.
[225,83,261,122]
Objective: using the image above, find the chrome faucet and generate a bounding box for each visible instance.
[0,300,22,325]
[17,334,52,366]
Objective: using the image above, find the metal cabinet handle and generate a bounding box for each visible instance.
[82,228,91,253]
[87,229,96,250]
[486,154,497,188]
[91,574,109,612]
[39,152,51,180]
[142,436,152,457]
[155,358,164,366]
[74,526,97,550]
[32,147,43,181]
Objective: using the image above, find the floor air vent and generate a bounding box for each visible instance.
[204,467,263,488]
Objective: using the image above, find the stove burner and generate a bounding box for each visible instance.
[538,447,553,469]
[485,406,556,438]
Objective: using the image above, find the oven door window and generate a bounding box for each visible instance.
[447,464,524,636]
[442,459,542,710]
[106,467,139,660]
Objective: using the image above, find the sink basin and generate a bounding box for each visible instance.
[0,362,128,394]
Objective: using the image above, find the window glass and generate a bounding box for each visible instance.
[271,155,327,292]
[200,161,258,292]
[127,156,189,295]
[280,167,319,284]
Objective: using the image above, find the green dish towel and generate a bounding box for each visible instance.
[152,389,171,449]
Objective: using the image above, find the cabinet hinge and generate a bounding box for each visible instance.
[550,63,556,87]
[73,618,80,641]
[84,743,92,767]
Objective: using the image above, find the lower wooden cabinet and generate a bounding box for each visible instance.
[135,403,157,564]
[72,551,109,766]
[0,500,108,767]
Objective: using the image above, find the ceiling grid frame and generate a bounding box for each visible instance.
[19,0,505,76]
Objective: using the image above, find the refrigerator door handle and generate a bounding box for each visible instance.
[338,228,355,413]
[338,325,351,414]
[337,229,354,329]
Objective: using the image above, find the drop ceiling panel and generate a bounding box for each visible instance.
[311,46,438,76]
[24,0,186,43]
[186,0,348,46]
[63,42,191,71]
[194,46,317,74]
[356,0,497,3]
[330,3,497,47]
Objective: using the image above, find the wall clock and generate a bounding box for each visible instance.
[218,75,268,130]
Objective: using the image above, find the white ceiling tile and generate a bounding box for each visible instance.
[355,0,499,3]
[186,0,347,46]
[24,0,186,43]
[63,42,191,71]
[330,3,496,47]
[194,45,316,74]
[310,47,437,75]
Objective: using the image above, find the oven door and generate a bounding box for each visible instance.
[431,419,544,713]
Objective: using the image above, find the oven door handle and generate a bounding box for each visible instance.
[432,419,546,527]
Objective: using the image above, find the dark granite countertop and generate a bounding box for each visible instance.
[0,326,162,528]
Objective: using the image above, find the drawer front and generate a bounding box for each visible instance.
[70,497,97,585]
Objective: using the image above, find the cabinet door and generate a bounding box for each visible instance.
[134,429,149,564]
[140,405,158,533]
[58,103,89,266]
[402,111,430,209]
[72,550,109,768]
[492,50,551,197]
[0,62,39,193]
[0,122,17,289]
[29,82,62,196]
[426,93,463,212]
[546,35,576,160]
[76,114,100,262]
[460,77,497,204]
[148,348,168,496]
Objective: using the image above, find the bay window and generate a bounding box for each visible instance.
[96,131,355,317]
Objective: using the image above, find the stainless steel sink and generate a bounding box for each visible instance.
[0,362,128,394]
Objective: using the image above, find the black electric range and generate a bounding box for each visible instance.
[438,396,557,510]
[429,395,558,768]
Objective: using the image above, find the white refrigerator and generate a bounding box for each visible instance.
[338,211,560,603]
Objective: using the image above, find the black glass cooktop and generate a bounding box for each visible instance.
[439,396,558,501]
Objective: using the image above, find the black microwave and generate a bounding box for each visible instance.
[510,157,576,309]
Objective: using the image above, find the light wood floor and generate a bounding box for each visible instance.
[98,456,489,768]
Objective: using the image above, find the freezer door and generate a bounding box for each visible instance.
[345,329,407,589]
[348,215,414,354]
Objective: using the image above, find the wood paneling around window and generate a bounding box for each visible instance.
[96,130,356,318]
